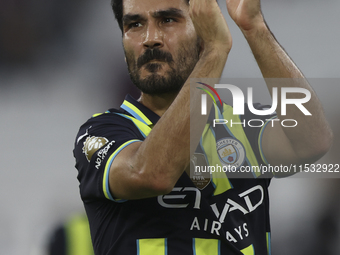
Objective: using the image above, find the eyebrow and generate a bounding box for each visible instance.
[152,8,185,19]
[123,14,146,25]
[123,8,185,25]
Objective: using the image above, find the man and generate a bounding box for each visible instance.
[74,0,332,254]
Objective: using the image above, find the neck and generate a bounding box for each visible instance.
[138,92,178,117]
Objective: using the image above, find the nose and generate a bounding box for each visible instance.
[143,22,163,49]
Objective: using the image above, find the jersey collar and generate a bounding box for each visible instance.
[121,94,220,126]
[120,95,160,127]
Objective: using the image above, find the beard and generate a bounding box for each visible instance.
[125,39,201,96]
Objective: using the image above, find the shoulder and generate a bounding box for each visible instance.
[76,109,139,137]
[86,109,136,127]
[74,109,145,158]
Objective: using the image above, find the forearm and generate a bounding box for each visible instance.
[245,22,332,163]
[243,21,303,79]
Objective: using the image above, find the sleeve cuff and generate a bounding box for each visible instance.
[102,139,142,202]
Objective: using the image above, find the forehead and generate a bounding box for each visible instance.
[123,0,189,16]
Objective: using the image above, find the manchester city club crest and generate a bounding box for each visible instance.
[216,138,246,169]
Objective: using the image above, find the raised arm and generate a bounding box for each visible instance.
[109,0,232,200]
[226,0,333,169]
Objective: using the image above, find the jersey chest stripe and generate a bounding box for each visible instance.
[121,100,153,126]
[266,232,272,255]
[193,238,221,255]
[240,244,255,255]
[137,238,168,255]
[137,238,222,255]
[200,124,233,196]
[114,113,152,138]
[103,139,141,201]
[220,104,261,177]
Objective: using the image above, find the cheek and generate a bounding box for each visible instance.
[163,19,197,50]
[186,21,197,37]
[123,43,137,65]
[123,46,136,69]
[164,33,197,59]
[123,36,144,60]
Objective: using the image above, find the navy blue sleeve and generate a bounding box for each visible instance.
[73,112,144,202]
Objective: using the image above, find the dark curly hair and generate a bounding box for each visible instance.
[110,0,190,32]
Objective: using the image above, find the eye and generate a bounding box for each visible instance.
[163,18,175,23]
[128,22,142,29]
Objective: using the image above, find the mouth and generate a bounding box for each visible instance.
[137,48,174,69]
[144,59,166,65]
[145,62,163,72]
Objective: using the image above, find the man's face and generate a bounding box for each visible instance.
[122,0,201,95]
